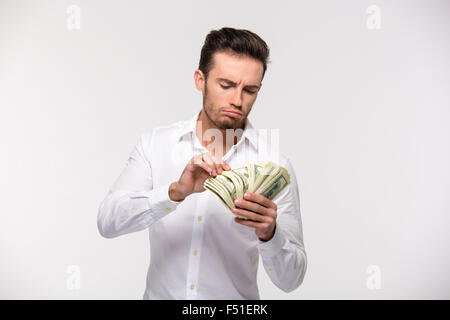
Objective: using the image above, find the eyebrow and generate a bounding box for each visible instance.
[217,78,261,90]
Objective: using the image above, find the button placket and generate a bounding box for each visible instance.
[185,192,209,299]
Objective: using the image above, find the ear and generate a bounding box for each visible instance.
[194,69,205,92]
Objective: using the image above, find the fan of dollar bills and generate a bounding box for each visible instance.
[203,161,290,219]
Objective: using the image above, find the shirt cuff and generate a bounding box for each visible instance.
[147,182,182,220]
[256,223,287,259]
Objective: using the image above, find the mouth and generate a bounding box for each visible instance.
[223,109,242,119]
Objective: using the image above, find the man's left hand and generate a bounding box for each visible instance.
[232,192,277,241]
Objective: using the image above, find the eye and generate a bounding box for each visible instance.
[220,84,256,94]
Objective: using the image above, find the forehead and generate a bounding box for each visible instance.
[209,50,263,84]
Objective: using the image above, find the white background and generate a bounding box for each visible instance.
[0,0,449,299]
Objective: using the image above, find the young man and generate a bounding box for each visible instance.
[98,27,307,299]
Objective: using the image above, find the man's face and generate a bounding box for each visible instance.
[196,50,263,130]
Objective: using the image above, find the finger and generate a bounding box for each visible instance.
[190,154,202,165]
[194,161,214,176]
[222,161,231,171]
[243,192,277,210]
[210,154,225,174]
[234,217,261,229]
[234,198,270,216]
[202,152,222,175]
[191,154,214,176]
[232,207,270,223]
[211,156,230,173]
[201,153,217,176]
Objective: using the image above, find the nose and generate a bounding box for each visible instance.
[231,88,243,108]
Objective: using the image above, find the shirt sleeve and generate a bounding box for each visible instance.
[255,158,307,293]
[97,131,182,238]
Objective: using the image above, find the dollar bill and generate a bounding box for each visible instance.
[204,161,290,219]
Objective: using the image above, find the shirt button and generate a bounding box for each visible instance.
[259,248,265,252]
[197,216,203,222]
[190,284,195,290]
[166,207,172,212]
[268,268,273,271]
[193,250,198,256]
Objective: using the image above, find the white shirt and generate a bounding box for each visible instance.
[97,110,307,299]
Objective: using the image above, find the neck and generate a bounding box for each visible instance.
[196,109,245,157]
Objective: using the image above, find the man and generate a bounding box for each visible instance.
[97,27,307,299]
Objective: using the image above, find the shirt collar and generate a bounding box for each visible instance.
[177,110,258,150]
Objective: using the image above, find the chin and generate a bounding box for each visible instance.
[224,119,243,130]
[212,118,231,130]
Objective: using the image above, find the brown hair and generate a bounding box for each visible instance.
[198,27,270,82]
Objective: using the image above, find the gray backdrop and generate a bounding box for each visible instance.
[0,0,449,299]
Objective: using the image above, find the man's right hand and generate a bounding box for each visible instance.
[168,152,231,202]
